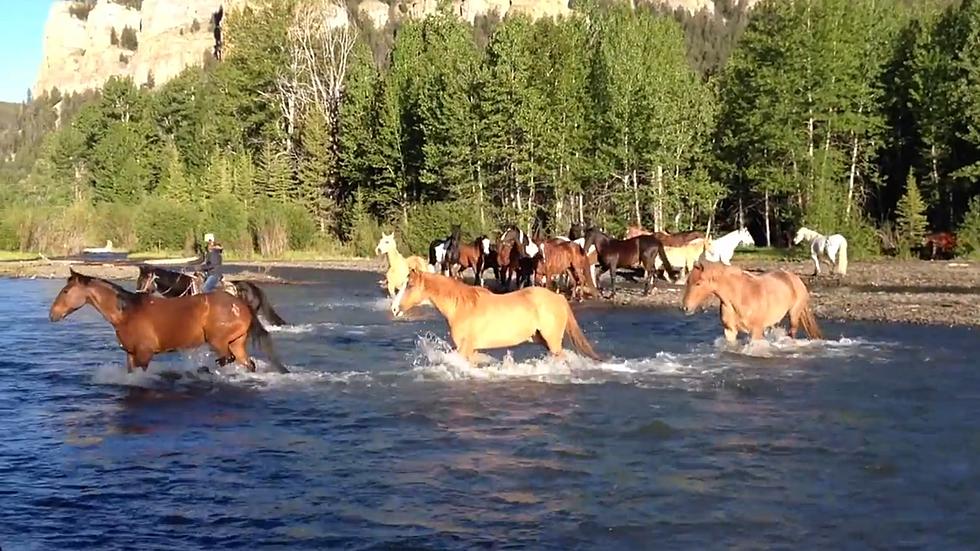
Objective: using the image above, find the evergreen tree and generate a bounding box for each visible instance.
[157,142,193,204]
[895,171,929,257]
[257,142,291,202]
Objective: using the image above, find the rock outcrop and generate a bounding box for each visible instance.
[34,0,752,97]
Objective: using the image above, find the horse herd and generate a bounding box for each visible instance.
[47,224,846,377]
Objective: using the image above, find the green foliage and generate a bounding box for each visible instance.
[956,195,980,258]
[256,143,291,202]
[397,201,486,256]
[205,193,251,253]
[120,27,139,51]
[93,202,138,250]
[895,171,929,257]
[248,199,316,255]
[136,197,200,251]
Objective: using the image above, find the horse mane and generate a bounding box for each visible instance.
[82,274,145,310]
[421,272,489,310]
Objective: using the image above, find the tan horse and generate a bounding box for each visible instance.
[659,237,711,284]
[392,271,601,365]
[375,232,429,298]
[49,269,287,373]
[681,261,822,343]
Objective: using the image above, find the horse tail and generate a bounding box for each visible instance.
[799,304,823,340]
[247,312,289,373]
[837,239,848,276]
[242,281,287,326]
[564,301,601,361]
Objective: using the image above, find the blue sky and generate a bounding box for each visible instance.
[0,1,53,103]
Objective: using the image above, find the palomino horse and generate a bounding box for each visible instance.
[392,271,601,364]
[451,236,493,286]
[375,232,429,298]
[793,227,848,276]
[657,235,711,284]
[137,265,287,326]
[583,228,664,296]
[705,228,756,265]
[531,238,597,299]
[51,269,288,373]
[681,260,822,343]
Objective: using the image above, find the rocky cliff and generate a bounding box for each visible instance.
[34,0,755,97]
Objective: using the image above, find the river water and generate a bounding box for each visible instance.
[1,270,978,549]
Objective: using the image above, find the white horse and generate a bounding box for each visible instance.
[793,227,848,276]
[704,228,755,265]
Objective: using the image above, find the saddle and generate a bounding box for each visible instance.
[189,272,238,297]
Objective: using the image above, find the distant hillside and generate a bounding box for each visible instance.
[36,0,760,97]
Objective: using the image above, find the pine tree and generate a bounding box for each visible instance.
[957,195,980,258]
[157,143,193,204]
[257,142,291,202]
[895,171,929,257]
[296,111,333,227]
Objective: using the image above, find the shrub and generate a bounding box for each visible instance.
[110,27,119,46]
[94,203,138,250]
[136,197,200,251]
[120,26,139,51]
[956,195,980,259]
[250,200,318,255]
[191,19,201,32]
[283,202,316,250]
[204,193,251,254]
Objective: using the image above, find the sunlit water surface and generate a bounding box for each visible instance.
[1,271,978,549]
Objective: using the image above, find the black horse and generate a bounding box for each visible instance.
[583,228,664,296]
[136,265,287,326]
[427,224,462,276]
[569,222,583,241]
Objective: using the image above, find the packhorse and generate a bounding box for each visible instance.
[137,265,287,326]
[51,269,288,373]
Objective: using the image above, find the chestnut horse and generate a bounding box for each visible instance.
[452,236,492,286]
[583,228,665,296]
[531,238,597,299]
[681,260,822,343]
[922,232,957,260]
[50,269,288,373]
[392,271,601,365]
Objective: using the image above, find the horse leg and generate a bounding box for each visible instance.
[228,335,256,373]
[720,304,739,344]
[811,253,821,276]
[608,258,618,296]
[128,348,153,372]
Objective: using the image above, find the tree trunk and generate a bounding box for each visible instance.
[655,165,664,232]
[738,196,744,231]
[764,189,771,247]
[632,169,641,227]
[846,133,859,218]
[578,193,584,225]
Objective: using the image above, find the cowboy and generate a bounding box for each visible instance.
[198,233,224,293]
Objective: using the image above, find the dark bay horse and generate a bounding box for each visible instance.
[921,232,957,260]
[583,228,665,296]
[137,265,287,326]
[50,269,288,373]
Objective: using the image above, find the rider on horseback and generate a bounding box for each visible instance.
[198,233,224,293]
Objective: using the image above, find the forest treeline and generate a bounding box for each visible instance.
[1,0,980,258]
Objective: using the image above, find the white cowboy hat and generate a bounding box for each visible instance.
[204,233,215,243]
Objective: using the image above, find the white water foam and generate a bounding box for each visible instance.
[711,327,887,359]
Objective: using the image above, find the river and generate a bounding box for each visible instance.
[1,270,978,549]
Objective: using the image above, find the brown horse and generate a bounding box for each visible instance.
[532,238,597,299]
[392,271,600,365]
[452,236,492,286]
[624,225,653,239]
[921,232,957,260]
[681,261,822,343]
[583,228,665,296]
[654,230,707,247]
[496,226,535,290]
[49,269,288,373]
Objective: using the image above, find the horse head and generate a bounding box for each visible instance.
[392,269,427,317]
[375,232,397,256]
[739,228,756,247]
[681,259,718,315]
[793,227,814,245]
[569,222,583,241]
[50,268,93,322]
